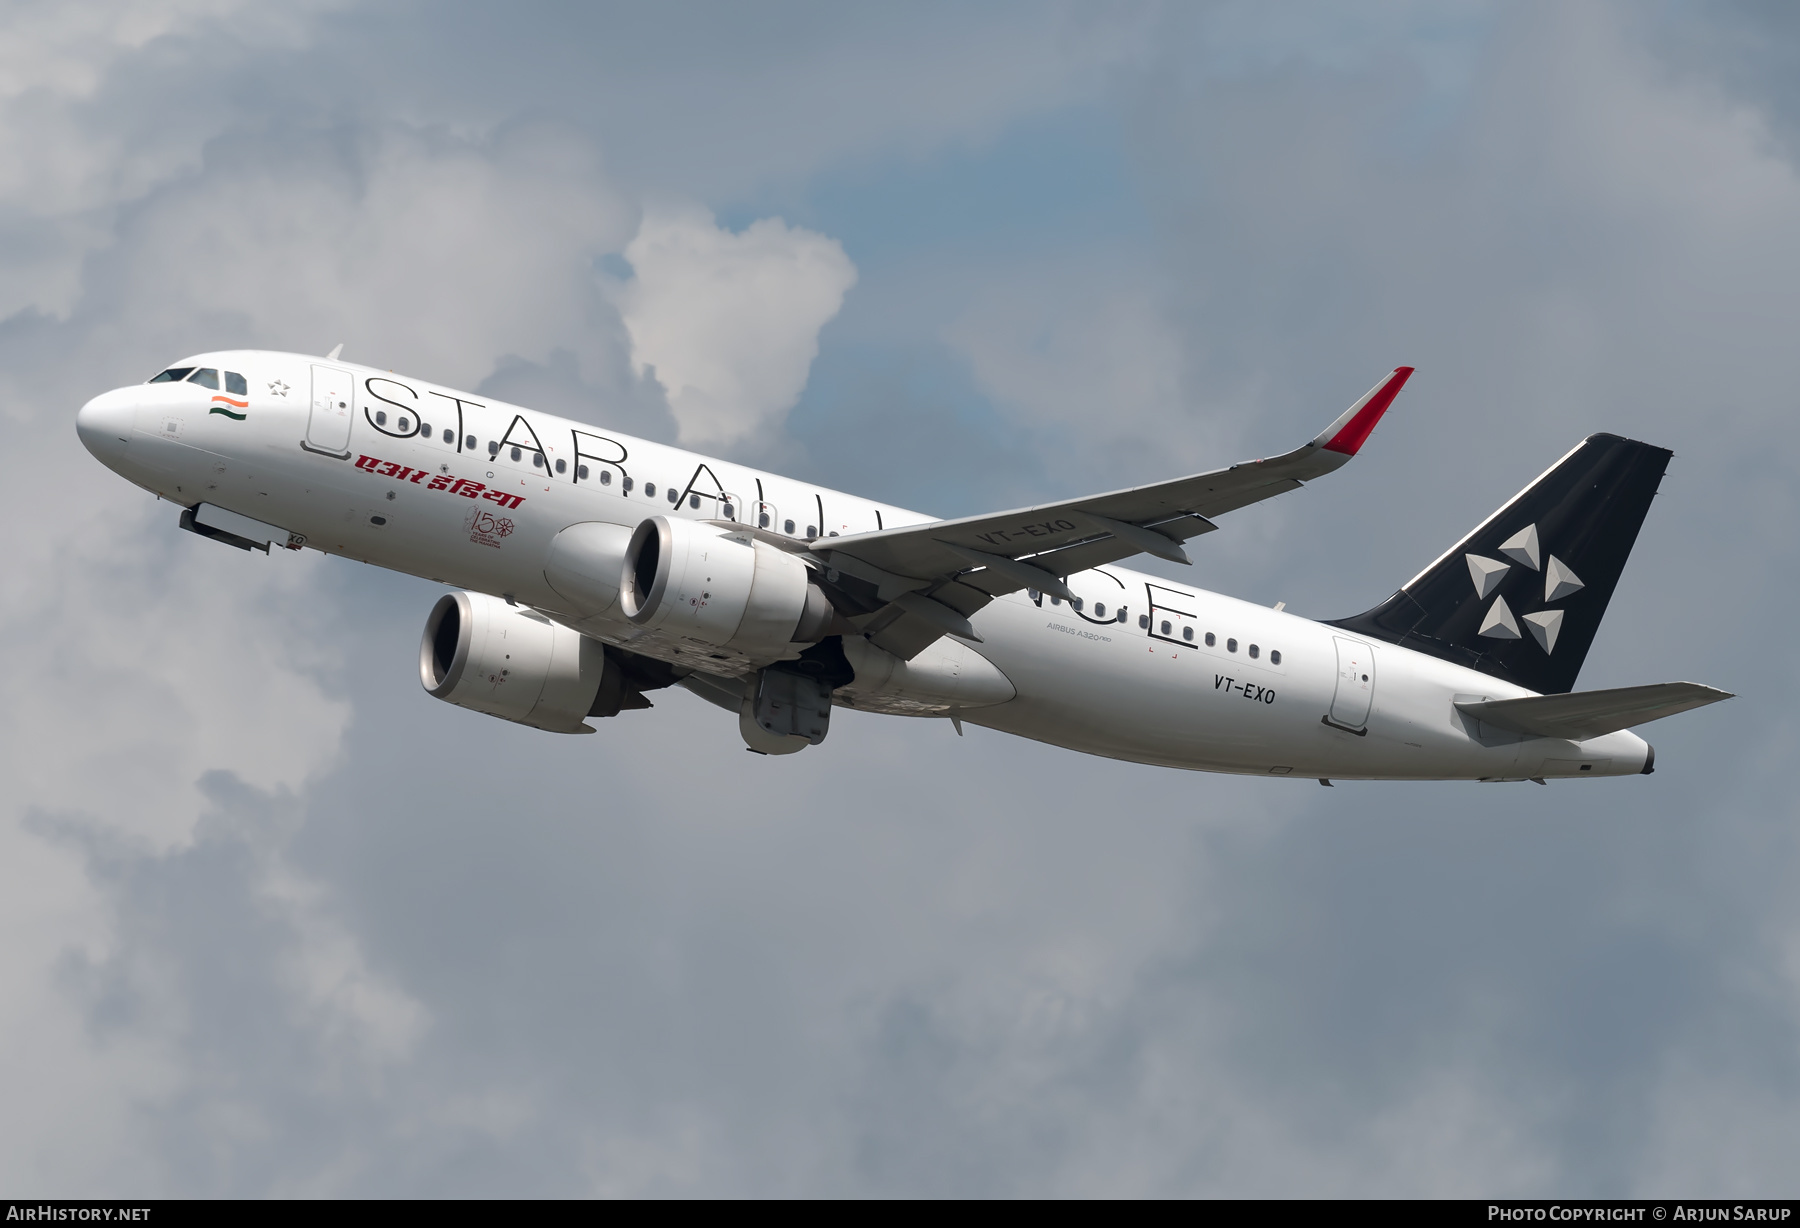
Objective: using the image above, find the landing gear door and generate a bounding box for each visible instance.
[306,365,353,456]
[1328,636,1376,731]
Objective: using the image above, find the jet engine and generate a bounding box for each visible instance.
[619,516,836,659]
[420,590,611,733]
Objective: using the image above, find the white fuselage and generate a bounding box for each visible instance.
[76,350,1651,781]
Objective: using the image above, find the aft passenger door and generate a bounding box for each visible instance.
[306,365,354,457]
[1327,636,1376,732]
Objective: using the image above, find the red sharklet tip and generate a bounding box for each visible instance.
[1322,366,1413,456]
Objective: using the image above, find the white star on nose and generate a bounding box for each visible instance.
[269,380,289,397]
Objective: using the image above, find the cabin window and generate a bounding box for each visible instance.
[464,434,476,449]
[555,459,566,474]
[1205,632,1216,647]
[443,429,454,444]
[622,476,634,493]
[510,447,522,462]
[224,372,247,396]
[1071,597,1084,612]
[398,417,410,432]
[1094,603,1106,618]
[644,482,656,498]
[488,441,499,456]
[722,502,735,518]
[1050,595,1061,606]
[784,519,795,534]
[1270,650,1282,665]
[148,367,195,383]
[806,525,817,539]
[1182,626,1194,641]
[187,368,219,390]
[759,511,770,528]
[1227,638,1238,653]
[1160,620,1172,635]
[1139,615,1149,629]
[533,452,545,468]
[667,487,679,504]
[419,422,431,436]
[1249,644,1260,659]
[829,531,839,537]
[692,494,703,510]
[375,411,388,426]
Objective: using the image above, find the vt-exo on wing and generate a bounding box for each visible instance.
[76,357,1728,780]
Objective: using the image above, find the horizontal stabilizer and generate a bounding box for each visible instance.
[1455,682,1732,741]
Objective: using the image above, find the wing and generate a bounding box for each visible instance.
[812,367,1414,658]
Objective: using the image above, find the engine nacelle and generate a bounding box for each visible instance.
[619,516,834,658]
[420,591,608,734]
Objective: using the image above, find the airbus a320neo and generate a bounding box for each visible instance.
[76,352,1729,781]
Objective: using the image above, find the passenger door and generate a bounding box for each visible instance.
[306,365,354,456]
[1328,636,1376,731]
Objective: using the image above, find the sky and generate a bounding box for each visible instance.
[3,0,1798,1197]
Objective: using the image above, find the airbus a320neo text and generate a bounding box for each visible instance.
[75,350,1729,781]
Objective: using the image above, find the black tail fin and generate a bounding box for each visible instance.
[1329,433,1672,694]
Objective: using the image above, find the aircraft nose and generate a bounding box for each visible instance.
[76,386,138,462]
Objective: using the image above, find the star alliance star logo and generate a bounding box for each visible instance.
[1465,523,1584,654]
[269,380,290,397]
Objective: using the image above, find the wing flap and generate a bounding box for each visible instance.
[1455,682,1733,741]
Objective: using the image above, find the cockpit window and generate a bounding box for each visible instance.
[224,371,247,396]
[187,368,220,390]
[148,367,195,383]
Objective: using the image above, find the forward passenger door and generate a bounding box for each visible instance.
[306,365,353,456]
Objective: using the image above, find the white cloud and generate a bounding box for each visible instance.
[74,121,640,393]
[616,205,856,447]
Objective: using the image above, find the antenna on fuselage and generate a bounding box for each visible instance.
[325,343,344,361]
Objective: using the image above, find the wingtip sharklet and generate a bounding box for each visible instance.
[1315,366,1414,457]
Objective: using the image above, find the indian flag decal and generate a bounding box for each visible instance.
[210,395,248,420]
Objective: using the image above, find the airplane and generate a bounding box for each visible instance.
[74,350,1730,782]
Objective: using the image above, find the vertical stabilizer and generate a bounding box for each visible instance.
[1329,433,1671,694]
